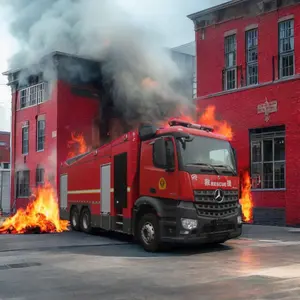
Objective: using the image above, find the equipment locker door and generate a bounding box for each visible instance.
[60,175,68,209]
[100,164,111,214]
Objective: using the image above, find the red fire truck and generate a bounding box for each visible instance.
[59,119,242,251]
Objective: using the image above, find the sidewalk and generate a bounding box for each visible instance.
[242,224,300,242]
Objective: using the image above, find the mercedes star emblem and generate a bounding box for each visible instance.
[214,189,224,203]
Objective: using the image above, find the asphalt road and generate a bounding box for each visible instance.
[1,225,300,300]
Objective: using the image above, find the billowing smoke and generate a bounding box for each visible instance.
[2,0,193,125]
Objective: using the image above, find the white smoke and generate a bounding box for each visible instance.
[2,0,193,122]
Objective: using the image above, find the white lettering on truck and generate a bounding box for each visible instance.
[204,179,232,187]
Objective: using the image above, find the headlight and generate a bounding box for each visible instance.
[237,216,242,224]
[181,218,198,230]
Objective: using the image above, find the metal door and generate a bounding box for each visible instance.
[60,174,68,209]
[101,164,111,214]
[0,170,10,213]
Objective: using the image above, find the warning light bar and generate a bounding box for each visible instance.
[168,119,214,133]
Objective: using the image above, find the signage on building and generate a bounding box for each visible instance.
[257,99,277,122]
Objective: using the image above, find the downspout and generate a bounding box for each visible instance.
[11,85,17,214]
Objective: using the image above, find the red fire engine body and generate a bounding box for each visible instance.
[59,119,242,251]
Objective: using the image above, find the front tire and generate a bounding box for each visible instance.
[137,213,161,252]
[70,207,80,231]
[80,208,92,234]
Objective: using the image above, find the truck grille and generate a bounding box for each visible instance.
[194,190,238,218]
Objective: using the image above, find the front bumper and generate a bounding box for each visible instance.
[159,201,242,244]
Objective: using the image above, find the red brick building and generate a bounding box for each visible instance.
[188,0,300,225]
[0,131,10,169]
[3,52,104,212]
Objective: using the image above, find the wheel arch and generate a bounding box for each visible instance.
[132,196,164,236]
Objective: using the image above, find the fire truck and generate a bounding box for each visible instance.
[59,119,243,252]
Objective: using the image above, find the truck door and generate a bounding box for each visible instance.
[140,136,179,199]
[114,152,127,214]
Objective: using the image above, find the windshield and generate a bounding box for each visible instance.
[177,135,236,175]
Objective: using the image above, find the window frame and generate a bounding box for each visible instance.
[37,119,46,152]
[16,170,30,198]
[224,34,237,91]
[3,163,10,169]
[245,28,258,86]
[250,129,286,191]
[278,19,295,79]
[22,125,29,155]
[36,168,45,187]
[18,82,48,110]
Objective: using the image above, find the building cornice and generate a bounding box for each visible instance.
[187,0,299,31]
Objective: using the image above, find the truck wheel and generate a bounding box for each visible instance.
[138,213,161,252]
[70,207,80,231]
[80,208,92,234]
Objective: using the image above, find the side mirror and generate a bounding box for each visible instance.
[232,147,237,169]
[153,138,167,168]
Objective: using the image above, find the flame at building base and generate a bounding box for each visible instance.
[0,184,69,234]
[239,171,253,223]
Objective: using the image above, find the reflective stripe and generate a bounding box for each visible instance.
[68,189,101,195]
[68,187,131,194]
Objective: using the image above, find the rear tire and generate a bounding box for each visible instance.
[70,207,80,231]
[137,213,161,252]
[80,208,92,234]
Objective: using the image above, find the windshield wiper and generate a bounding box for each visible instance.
[188,163,221,175]
[213,164,237,176]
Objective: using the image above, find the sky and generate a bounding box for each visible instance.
[0,0,225,132]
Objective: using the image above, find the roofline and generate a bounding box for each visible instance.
[187,0,247,21]
[0,131,10,135]
[2,51,101,77]
[171,41,195,49]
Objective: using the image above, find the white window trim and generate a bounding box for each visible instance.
[22,125,29,155]
[278,19,295,79]
[224,34,237,91]
[18,82,48,111]
[36,118,46,152]
[250,131,286,191]
[246,28,259,86]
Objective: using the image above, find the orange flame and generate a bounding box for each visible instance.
[67,132,88,159]
[142,77,158,89]
[159,105,233,141]
[0,183,69,234]
[198,106,233,140]
[239,171,253,223]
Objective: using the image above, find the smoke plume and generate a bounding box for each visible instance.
[2,0,193,123]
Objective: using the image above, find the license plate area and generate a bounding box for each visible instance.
[203,219,234,233]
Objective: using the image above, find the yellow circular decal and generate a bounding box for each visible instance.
[159,177,167,190]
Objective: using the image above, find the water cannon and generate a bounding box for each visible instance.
[168,119,214,133]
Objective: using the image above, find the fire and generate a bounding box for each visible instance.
[158,105,233,141]
[141,77,158,89]
[0,183,69,234]
[239,171,253,223]
[198,105,233,140]
[67,132,88,159]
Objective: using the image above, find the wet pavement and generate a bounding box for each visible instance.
[0,225,300,299]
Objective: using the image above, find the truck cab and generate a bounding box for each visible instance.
[134,119,242,250]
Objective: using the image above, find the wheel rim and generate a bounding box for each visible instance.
[83,213,89,229]
[72,213,78,227]
[141,222,155,245]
